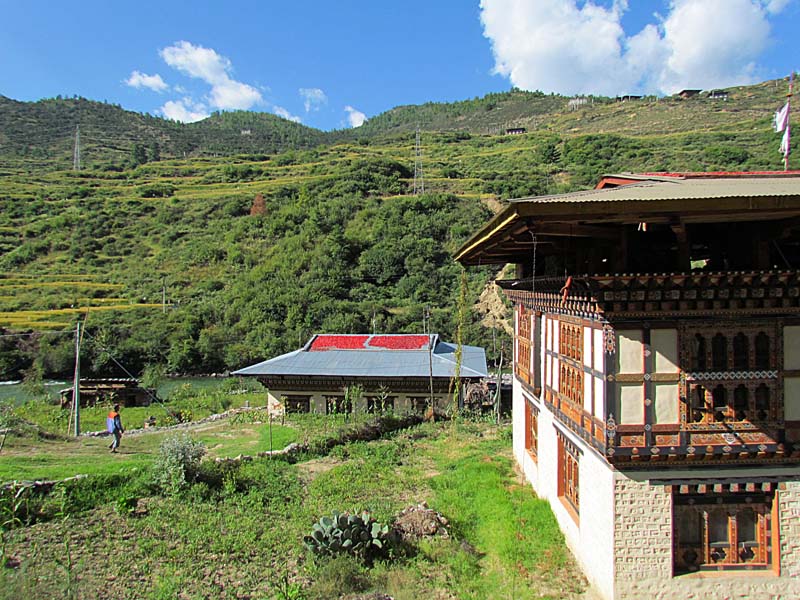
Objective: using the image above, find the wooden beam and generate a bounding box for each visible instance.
[531,222,619,239]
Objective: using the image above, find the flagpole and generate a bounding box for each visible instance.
[787,72,793,172]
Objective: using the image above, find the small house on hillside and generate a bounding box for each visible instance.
[678,89,701,99]
[232,334,488,415]
[615,95,642,102]
[708,89,729,100]
[59,378,155,409]
[506,127,527,135]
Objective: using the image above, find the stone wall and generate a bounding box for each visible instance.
[614,476,800,600]
[613,476,673,583]
[779,481,800,578]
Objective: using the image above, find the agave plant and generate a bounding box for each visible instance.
[303,511,392,563]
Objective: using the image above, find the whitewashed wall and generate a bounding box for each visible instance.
[513,379,616,600]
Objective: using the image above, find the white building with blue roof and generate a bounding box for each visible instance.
[232,333,488,415]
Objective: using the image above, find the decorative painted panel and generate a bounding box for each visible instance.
[617,330,644,374]
[784,325,800,369]
[593,328,605,372]
[785,377,800,421]
[653,382,679,424]
[618,383,645,424]
[652,329,679,373]
[594,376,605,420]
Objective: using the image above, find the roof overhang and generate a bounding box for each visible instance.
[455,173,800,266]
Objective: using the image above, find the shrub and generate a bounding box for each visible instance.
[308,554,370,599]
[304,511,393,565]
[138,183,176,198]
[152,433,206,495]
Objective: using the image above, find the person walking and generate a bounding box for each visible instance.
[107,404,124,453]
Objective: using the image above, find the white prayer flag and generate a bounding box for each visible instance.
[780,126,790,157]
[775,102,790,132]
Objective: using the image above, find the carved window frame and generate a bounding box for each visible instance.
[524,399,539,461]
[284,395,311,413]
[556,428,580,520]
[673,491,775,574]
[681,321,781,427]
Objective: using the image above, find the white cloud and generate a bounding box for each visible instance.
[765,0,791,14]
[159,41,263,110]
[125,71,168,93]
[273,105,302,123]
[344,105,366,127]
[656,0,771,92]
[160,98,209,123]
[479,0,790,96]
[299,87,328,112]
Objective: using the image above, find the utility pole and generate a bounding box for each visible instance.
[427,313,434,414]
[494,350,503,424]
[162,277,166,314]
[73,321,81,436]
[413,126,425,195]
[492,326,496,362]
[73,125,81,171]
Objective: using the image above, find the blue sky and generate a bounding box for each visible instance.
[0,1,797,130]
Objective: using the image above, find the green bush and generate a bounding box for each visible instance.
[307,554,370,599]
[152,433,206,495]
[138,182,176,198]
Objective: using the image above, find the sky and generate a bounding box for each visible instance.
[0,0,797,131]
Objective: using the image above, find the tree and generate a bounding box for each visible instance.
[148,142,161,162]
[131,143,148,166]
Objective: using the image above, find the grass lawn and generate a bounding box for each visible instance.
[0,418,586,600]
[0,420,296,482]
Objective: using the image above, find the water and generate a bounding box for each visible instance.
[0,376,228,406]
[0,380,67,405]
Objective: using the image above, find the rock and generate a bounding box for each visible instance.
[393,503,449,540]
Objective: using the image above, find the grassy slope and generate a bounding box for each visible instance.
[1,421,582,600]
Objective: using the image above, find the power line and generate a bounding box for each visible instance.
[80,329,176,420]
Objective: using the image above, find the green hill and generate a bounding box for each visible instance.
[0,96,326,170]
[0,78,795,380]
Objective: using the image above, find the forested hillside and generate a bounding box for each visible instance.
[0,96,326,169]
[0,78,794,380]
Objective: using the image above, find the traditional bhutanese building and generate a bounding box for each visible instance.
[232,333,487,415]
[456,172,800,600]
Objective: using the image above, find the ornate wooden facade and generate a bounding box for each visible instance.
[503,272,800,468]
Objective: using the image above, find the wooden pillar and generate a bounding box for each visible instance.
[753,226,771,270]
[614,228,628,272]
[671,219,690,272]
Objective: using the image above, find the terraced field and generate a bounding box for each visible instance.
[0,78,792,378]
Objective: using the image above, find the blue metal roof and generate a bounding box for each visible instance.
[232,334,488,379]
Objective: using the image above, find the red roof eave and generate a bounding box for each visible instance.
[598,170,800,189]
